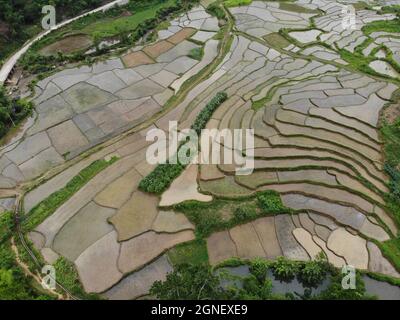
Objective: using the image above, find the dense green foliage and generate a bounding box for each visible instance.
[297,254,329,288]
[188,47,204,61]
[381,117,400,242]
[0,0,103,30]
[206,3,226,19]
[23,157,118,231]
[0,86,33,139]
[270,255,330,288]
[175,191,289,238]
[150,264,222,299]
[379,238,400,272]
[168,239,209,266]
[150,257,375,300]
[191,91,228,134]
[0,213,53,300]
[0,265,51,300]
[379,89,400,272]
[377,63,400,273]
[175,199,231,237]
[139,162,186,194]
[220,259,281,299]
[232,205,258,224]
[139,92,228,194]
[224,0,252,8]
[379,5,400,15]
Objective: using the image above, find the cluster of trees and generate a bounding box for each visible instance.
[384,118,400,188]
[257,191,287,214]
[0,212,53,300]
[270,255,329,288]
[206,3,226,20]
[232,191,287,225]
[130,0,199,41]
[191,91,228,134]
[139,91,228,194]
[0,86,32,139]
[150,257,374,300]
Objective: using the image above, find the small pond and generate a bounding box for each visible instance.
[218,266,400,300]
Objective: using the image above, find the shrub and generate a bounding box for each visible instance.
[249,258,269,282]
[207,3,226,19]
[224,0,253,7]
[138,162,185,194]
[297,254,329,288]
[257,191,286,213]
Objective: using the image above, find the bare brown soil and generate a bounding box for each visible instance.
[143,40,174,59]
[122,50,154,67]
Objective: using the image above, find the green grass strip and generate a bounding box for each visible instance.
[224,0,252,7]
[174,190,290,238]
[22,156,118,232]
[139,92,228,194]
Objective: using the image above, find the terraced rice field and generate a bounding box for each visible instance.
[3,1,400,299]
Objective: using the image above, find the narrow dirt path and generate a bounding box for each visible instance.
[10,237,64,300]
